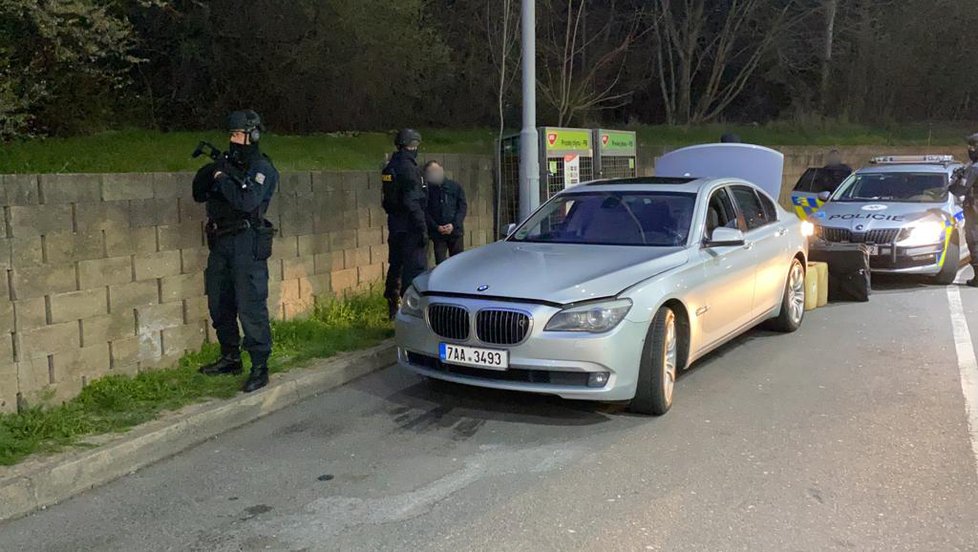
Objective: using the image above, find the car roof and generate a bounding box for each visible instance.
[570,176,730,194]
[854,163,961,175]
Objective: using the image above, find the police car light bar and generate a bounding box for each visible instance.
[869,155,956,165]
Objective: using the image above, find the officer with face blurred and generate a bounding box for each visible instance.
[382,129,429,319]
[193,110,278,391]
[949,133,978,286]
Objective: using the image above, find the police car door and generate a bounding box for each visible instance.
[730,185,788,319]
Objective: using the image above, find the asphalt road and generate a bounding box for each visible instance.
[2,272,978,552]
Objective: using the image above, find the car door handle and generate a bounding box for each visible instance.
[776,227,788,237]
[743,242,754,250]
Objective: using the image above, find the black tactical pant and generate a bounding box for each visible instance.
[385,231,428,298]
[205,229,272,364]
[966,208,978,269]
[432,235,464,265]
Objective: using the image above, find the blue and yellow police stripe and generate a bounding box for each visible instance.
[937,211,965,267]
[791,195,824,219]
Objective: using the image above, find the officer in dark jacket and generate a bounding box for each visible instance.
[382,129,428,319]
[192,110,279,392]
[423,161,467,264]
[949,133,978,287]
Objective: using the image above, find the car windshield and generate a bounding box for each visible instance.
[831,172,948,203]
[509,191,695,246]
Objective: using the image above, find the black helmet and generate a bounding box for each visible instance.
[395,128,422,148]
[720,133,741,143]
[227,110,264,133]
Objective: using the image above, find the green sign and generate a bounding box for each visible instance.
[543,127,592,152]
[597,129,637,155]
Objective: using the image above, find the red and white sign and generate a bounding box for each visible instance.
[601,134,609,145]
[564,154,581,188]
[547,133,558,146]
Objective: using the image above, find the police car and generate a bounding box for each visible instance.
[809,155,967,284]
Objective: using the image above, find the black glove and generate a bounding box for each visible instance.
[417,233,429,247]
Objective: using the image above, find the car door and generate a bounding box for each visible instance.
[689,186,757,348]
[730,185,788,319]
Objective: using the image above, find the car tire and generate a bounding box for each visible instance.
[630,306,678,416]
[933,239,960,285]
[767,257,806,333]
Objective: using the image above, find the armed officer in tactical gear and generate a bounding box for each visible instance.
[949,133,978,287]
[382,129,429,319]
[193,110,279,391]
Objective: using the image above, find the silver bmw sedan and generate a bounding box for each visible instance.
[395,176,809,415]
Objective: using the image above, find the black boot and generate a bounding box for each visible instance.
[386,296,400,321]
[199,353,243,376]
[243,363,269,393]
[968,267,978,287]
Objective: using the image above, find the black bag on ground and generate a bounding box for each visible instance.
[809,243,871,302]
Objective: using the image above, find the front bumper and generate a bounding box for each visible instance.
[811,238,946,275]
[394,296,648,402]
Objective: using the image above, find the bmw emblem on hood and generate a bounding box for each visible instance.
[477,285,490,292]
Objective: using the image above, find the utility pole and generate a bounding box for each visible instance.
[518,0,540,221]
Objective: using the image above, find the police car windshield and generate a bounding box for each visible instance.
[510,191,695,246]
[831,172,948,203]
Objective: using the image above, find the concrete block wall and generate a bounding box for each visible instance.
[0,153,494,412]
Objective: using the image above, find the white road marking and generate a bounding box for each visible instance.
[946,274,978,476]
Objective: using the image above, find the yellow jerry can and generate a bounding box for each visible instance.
[804,262,820,311]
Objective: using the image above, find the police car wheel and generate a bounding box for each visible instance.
[768,258,805,333]
[630,306,678,416]
[933,240,960,285]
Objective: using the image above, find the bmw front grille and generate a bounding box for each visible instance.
[427,304,470,340]
[476,309,531,345]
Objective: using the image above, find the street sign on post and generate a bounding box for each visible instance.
[538,127,594,201]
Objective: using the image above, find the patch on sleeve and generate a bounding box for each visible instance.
[255,172,266,185]
[381,174,393,182]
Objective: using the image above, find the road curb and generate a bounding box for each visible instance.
[0,340,396,522]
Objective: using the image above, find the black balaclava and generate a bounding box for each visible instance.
[229,141,259,168]
[969,147,978,163]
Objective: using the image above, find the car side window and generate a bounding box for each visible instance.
[731,186,769,230]
[705,188,738,238]
[757,192,778,222]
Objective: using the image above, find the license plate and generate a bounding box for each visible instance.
[866,245,879,255]
[439,343,509,370]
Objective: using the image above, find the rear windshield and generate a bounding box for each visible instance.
[792,167,851,194]
[831,172,948,203]
[510,191,696,246]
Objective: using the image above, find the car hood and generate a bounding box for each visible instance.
[421,241,688,305]
[814,200,945,230]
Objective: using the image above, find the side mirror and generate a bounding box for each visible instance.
[500,223,517,240]
[817,191,831,202]
[704,226,746,247]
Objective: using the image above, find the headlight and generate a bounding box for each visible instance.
[544,298,632,333]
[801,221,815,237]
[895,219,946,247]
[401,286,423,318]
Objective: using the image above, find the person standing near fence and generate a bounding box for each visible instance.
[381,129,429,320]
[424,161,467,265]
[193,110,278,393]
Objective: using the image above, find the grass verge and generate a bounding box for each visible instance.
[1,121,973,174]
[0,290,392,467]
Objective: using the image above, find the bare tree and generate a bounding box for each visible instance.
[819,0,837,112]
[651,0,804,125]
[482,0,522,142]
[538,0,644,126]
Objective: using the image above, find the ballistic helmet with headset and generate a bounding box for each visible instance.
[394,128,422,149]
[227,110,264,143]
[967,133,978,162]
